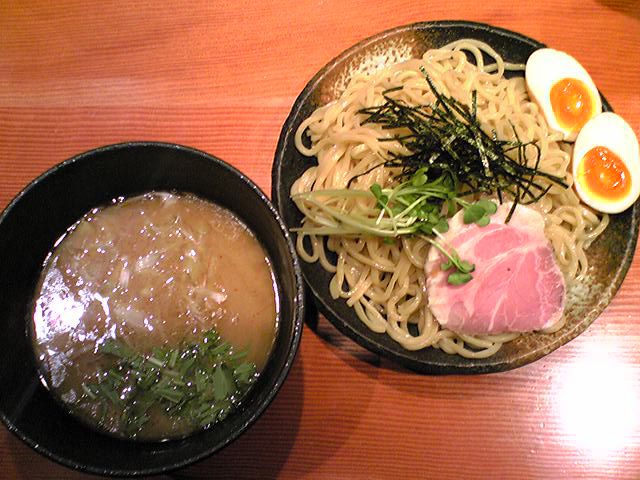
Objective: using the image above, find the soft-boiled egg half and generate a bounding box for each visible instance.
[572,112,640,213]
[526,48,602,142]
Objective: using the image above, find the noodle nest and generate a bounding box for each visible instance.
[290,39,609,359]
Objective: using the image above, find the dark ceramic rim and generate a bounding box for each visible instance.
[272,21,639,374]
[0,141,306,476]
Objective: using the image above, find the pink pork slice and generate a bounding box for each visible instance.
[425,202,566,335]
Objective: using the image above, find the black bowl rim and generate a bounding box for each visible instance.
[0,141,306,476]
[272,20,638,374]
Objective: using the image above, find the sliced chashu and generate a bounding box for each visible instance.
[425,202,566,335]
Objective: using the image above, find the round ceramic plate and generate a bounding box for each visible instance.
[272,20,639,374]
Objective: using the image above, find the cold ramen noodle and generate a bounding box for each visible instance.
[32,192,278,440]
[290,39,614,358]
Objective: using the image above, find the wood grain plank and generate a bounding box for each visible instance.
[1,1,640,479]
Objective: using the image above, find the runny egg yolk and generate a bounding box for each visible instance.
[577,146,631,202]
[550,78,594,133]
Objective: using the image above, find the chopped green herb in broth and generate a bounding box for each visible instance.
[81,329,257,438]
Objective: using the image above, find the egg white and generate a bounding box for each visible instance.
[572,112,640,214]
[526,48,602,142]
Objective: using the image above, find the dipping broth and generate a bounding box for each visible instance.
[31,192,278,441]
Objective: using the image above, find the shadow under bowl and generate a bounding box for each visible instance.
[0,142,305,476]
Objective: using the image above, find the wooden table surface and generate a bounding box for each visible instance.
[2,1,640,479]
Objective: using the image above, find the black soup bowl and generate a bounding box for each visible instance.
[0,142,305,476]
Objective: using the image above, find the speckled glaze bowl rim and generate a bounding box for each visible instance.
[0,141,306,476]
[272,20,640,374]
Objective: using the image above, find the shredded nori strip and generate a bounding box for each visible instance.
[355,70,568,221]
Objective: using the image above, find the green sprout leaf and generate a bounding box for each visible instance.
[458,260,475,274]
[476,216,490,227]
[463,204,486,224]
[448,271,473,285]
[370,183,388,209]
[411,167,428,186]
[433,218,449,233]
[432,241,475,285]
[476,199,497,214]
[461,199,497,227]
